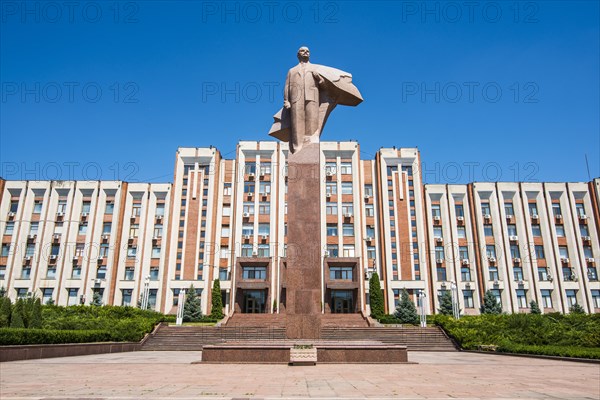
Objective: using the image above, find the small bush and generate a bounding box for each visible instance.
[0,328,114,345]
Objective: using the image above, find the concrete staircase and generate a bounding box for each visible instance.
[320,313,370,328]
[320,326,457,351]
[225,313,287,328]
[141,324,286,351]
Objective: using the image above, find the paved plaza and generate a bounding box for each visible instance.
[0,351,598,399]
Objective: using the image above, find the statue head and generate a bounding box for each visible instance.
[297,46,310,62]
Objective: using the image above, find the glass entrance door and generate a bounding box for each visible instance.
[331,290,353,313]
[243,290,266,313]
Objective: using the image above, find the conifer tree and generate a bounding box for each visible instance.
[529,300,541,314]
[394,289,419,324]
[369,272,384,320]
[183,285,202,322]
[210,280,224,319]
[480,290,502,314]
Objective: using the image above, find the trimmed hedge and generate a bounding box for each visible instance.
[432,313,600,360]
[0,328,114,345]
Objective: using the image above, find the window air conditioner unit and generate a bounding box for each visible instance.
[156,215,163,220]
[81,212,88,217]
[259,171,265,177]
[457,216,464,222]
[435,237,443,243]
[53,234,60,239]
[152,236,158,241]
[344,213,353,218]
[586,257,595,263]
[102,234,109,240]
[242,212,250,218]
[462,259,470,265]
[518,280,524,286]
[506,215,514,220]
[433,216,441,221]
[248,173,255,179]
[326,171,335,176]
[50,255,57,260]
[326,193,331,198]
[488,257,496,263]
[252,251,258,257]
[128,236,135,241]
[513,257,521,263]
[8,212,15,217]
[24,256,31,261]
[247,192,253,197]
[579,214,588,220]
[571,274,578,282]
[72,255,78,261]
[365,236,373,242]
[57,212,64,217]
[484,214,491,219]
[493,279,499,285]
[509,235,518,242]
[364,194,371,199]
[28,234,36,239]
[94,279,101,285]
[531,214,539,219]
[561,257,569,264]
[243,234,251,240]
[436,258,444,264]
[261,235,268,240]
[324,250,330,257]
[97,257,104,262]
[547,274,553,282]
[582,236,591,242]
[555,214,562,220]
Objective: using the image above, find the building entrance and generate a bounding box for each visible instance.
[331,290,353,313]
[242,290,266,313]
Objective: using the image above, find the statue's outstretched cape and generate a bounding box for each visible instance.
[268,64,363,142]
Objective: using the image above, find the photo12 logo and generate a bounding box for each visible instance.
[201,1,339,24]
[401,81,540,104]
[1,81,140,104]
[1,1,140,24]
[400,1,540,24]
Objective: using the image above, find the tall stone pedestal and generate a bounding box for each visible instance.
[285,143,322,339]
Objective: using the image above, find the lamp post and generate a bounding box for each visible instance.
[418,290,427,328]
[176,289,186,326]
[140,275,150,310]
[450,281,460,320]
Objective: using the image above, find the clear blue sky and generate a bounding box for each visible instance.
[1,0,598,184]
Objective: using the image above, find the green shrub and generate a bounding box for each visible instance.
[210,280,224,319]
[438,291,454,316]
[0,297,12,327]
[10,300,25,328]
[394,289,418,325]
[0,328,114,345]
[369,272,384,320]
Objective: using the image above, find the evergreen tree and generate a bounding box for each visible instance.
[0,286,6,297]
[438,291,454,316]
[480,290,502,314]
[0,296,12,327]
[183,285,202,322]
[10,299,25,328]
[569,303,585,314]
[22,296,36,328]
[369,272,384,320]
[394,289,419,324]
[91,291,103,306]
[29,298,43,328]
[529,300,541,314]
[210,279,224,319]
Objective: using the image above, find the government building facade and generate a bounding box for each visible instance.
[1,141,599,316]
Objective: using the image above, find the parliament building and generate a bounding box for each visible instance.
[1,141,599,316]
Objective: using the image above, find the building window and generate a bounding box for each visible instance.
[4,222,15,236]
[124,267,135,280]
[461,266,471,281]
[245,163,256,175]
[583,246,593,259]
[433,226,442,239]
[33,200,43,214]
[481,202,491,216]
[259,162,271,175]
[342,224,354,236]
[491,289,502,305]
[535,245,545,259]
[150,267,159,280]
[580,224,589,237]
[223,183,232,196]
[1,244,11,257]
[154,224,163,238]
[436,267,447,281]
[484,224,493,237]
[148,289,158,309]
[341,182,353,195]
[244,182,255,194]
[241,244,253,257]
[364,204,374,217]
[555,225,565,237]
[96,266,106,279]
[78,223,88,235]
[243,202,255,215]
[504,202,514,216]
[552,203,562,217]
[21,266,31,279]
[513,266,524,281]
[105,201,114,214]
[121,289,133,306]
[510,245,520,259]
[221,226,230,238]
[258,224,270,236]
[516,289,527,308]
[330,266,353,280]
[82,201,91,213]
[326,224,338,237]
[127,246,137,258]
[565,290,577,308]
[341,203,353,216]
[459,246,469,261]
[46,267,56,279]
[364,185,373,196]
[327,244,339,257]
[242,224,254,236]
[587,267,598,281]
[152,246,161,258]
[559,246,569,259]
[67,288,79,306]
[591,290,600,308]
[431,204,441,218]
[457,226,466,239]
[259,182,271,195]
[259,203,270,215]
[455,204,464,217]
[340,163,352,175]
[435,246,444,260]
[489,266,499,281]
[41,288,53,304]
[528,202,538,216]
[367,246,376,259]
[463,290,474,308]
[0,266,5,280]
[541,289,552,308]
[342,245,355,257]
[531,224,542,237]
[507,224,517,236]
[538,267,549,281]
[243,266,266,280]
